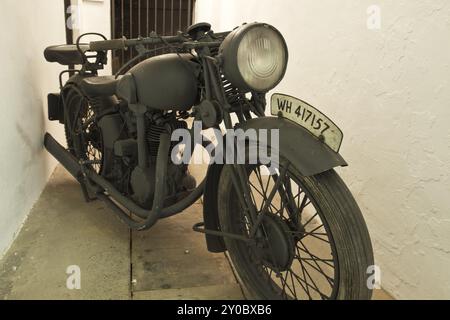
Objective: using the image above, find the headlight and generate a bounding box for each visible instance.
[220,22,288,92]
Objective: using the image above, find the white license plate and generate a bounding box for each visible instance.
[270,93,343,152]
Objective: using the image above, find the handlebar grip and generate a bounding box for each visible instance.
[90,39,126,51]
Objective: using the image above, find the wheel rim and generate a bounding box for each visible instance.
[229,162,340,300]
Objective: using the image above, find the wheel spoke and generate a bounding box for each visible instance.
[249,164,289,237]
[298,194,311,214]
[297,257,334,285]
[255,167,268,196]
[76,102,103,173]
[274,175,299,222]
[300,261,328,299]
[306,223,325,235]
[280,271,297,299]
[288,270,298,298]
[292,262,327,299]
[289,268,312,299]
[259,164,289,216]
[302,212,319,229]
[248,180,279,212]
[298,259,312,298]
[305,233,330,243]
[297,241,335,269]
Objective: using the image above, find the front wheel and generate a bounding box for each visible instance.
[218,159,374,300]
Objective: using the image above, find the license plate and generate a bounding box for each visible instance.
[270,93,343,152]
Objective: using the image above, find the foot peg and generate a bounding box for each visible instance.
[193,222,253,243]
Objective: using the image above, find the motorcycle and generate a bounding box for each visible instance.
[43,22,374,300]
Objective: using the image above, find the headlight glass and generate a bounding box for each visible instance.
[238,26,287,92]
[220,23,288,92]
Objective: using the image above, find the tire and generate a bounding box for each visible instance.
[62,87,79,155]
[218,158,374,300]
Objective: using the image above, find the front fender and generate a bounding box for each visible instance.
[237,117,347,176]
[202,116,347,253]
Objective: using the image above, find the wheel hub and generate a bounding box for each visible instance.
[258,214,295,272]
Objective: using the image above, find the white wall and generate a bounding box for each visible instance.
[77,0,111,39]
[0,0,66,256]
[72,0,112,74]
[0,0,111,257]
[195,0,450,299]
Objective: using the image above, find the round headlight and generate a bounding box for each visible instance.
[220,23,288,92]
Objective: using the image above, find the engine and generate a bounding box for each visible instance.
[126,112,195,209]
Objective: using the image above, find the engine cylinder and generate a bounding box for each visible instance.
[146,116,187,157]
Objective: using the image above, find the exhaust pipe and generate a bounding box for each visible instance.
[43,132,165,230]
[44,133,82,179]
[43,132,204,230]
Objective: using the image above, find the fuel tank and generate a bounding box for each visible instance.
[123,53,199,111]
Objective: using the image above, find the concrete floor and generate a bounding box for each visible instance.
[0,165,392,300]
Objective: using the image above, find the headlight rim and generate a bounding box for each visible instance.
[219,22,289,93]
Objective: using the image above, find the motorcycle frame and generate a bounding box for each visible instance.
[46,41,260,232]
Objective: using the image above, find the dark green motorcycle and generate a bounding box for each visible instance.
[44,22,374,300]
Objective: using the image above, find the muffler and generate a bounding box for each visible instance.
[44,133,82,180]
[43,132,204,230]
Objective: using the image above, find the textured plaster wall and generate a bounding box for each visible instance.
[0,0,67,256]
[195,0,450,299]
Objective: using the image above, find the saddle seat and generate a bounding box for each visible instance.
[44,44,90,65]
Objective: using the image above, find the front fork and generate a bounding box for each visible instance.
[200,57,299,243]
[201,57,267,239]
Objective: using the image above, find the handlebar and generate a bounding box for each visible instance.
[89,34,187,51]
[89,31,231,52]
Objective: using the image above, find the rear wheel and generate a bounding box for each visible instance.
[218,157,374,300]
[62,87,104,174]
